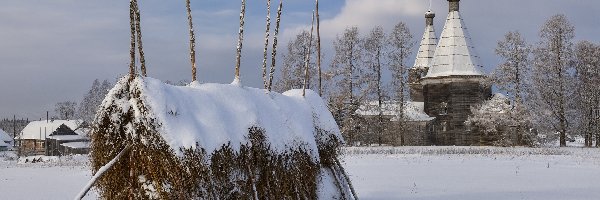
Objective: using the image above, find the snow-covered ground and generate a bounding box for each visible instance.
[342,146,600,200]
[1,147,599,200]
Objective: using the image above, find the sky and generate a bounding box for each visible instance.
[1,0,599,120]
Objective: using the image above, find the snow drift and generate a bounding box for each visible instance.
[90,76,354,199]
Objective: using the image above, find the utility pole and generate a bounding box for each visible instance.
[13,115,16,148]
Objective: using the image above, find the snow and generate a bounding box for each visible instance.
[2,146,599,200]
[343,146,600,200]
[47,135,86,141]
[425,11,484,78]
[356,101,434,121]
[61,142,90,149]
[412,13,438,69]
[0,128,12,143]
[108,77,342,158]
[18,120,82,140]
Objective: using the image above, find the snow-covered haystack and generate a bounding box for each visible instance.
[90,76,352,199]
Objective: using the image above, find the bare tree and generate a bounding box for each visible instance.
[363,26,387,145]
[387,21,414,146]
[531,14,575,147]
[273,30,317,92]
[493,31,533,145]
[573,41,600,147]
[56,101,77,120]
[328,27,364,145]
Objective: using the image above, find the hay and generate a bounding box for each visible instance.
[90,76,354,199]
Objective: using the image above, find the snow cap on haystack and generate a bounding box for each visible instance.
[413,10,438,70]
[425,0,484,78]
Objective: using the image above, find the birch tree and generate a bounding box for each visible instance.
[573,41,600,147]
[493,31,533,145]
[363,26,387,145]
[328,27,364,145]
[274,30,317,92]
[387,22,414,146]
[530,14,575,147]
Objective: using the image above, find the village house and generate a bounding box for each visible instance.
[16,119,83,156]
[0,128,13,151]
[45,124,90,156]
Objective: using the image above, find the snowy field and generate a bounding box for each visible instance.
[1,147,600,200]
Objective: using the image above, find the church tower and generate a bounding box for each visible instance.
[409,10,438,102]
[421,0,491,145]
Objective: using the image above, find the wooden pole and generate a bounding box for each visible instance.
[267,0,283,91]
[186,0,197,82]
[303,11,315,97]
[315,0,322,96]
[129,0,137,81]
[234,0,247,82]
[74,145,131,200]
[133,0,146,77]
[262,0,272,89]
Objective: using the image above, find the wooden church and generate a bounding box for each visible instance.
[409,0,492,146]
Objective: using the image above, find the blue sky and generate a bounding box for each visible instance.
[1,0,599,119]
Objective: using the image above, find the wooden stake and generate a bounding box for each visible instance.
[303,11,315,97]
[316,0,322,96]
[268,0,283,91]
[133,0,146,77]
[186,0,197,82]
[129,0,136,81]
[234,0,247,82]
[262,0,272,90]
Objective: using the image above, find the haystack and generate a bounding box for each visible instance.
[90,76,355,199]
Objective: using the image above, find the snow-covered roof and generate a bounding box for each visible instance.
[47,135,87,141]
[100,77,343,158]
[413,11,438,69]
[0,128,12,142]
[425,10,484,78]
[0,140,8,147]
[356,101,434,122]
[61,142,90,149]
[18,120,82,140]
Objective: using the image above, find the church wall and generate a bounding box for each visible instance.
[423,79,491,145]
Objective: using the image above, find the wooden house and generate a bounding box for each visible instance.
[45,124,90,156]
[16,120,81,156]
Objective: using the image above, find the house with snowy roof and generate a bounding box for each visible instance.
[355,101,435,145]
[408,0,492,145]
[0,128,13,151]
[16,119,83,155]
[45,124,90,156]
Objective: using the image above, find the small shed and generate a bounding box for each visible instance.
[45,124,90,156]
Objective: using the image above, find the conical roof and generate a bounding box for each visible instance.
[425,5,483,78]
[412,10,438,69]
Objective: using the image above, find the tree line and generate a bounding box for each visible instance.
[275,14,600,148]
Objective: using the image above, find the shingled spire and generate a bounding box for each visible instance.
[412,10,438,70]
[425,0,483,78]
[409,9,439,102]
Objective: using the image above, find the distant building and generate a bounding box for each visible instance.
[16,120,84,156]
[410,0,492,145]
[356,0,492,146]
[45,124,90,156]
[0,128,13,151]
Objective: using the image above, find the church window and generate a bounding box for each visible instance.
[440,102,448,115]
